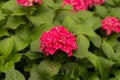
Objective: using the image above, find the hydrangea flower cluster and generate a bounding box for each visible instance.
[40,26,77,57]
[101,17,120,35]
[63,0,104,11]
[17,0,42,6]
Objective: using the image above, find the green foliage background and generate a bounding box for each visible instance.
[0,0,120,80]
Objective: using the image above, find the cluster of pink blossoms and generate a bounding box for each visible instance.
[40,26,77,57]
[63,0,104,11]
[101,17,120,35]
[17,0,42,6]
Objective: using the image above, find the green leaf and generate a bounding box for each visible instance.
[4,16,25,29]
[0,37,14,57]
[38,59,61,78]
[105,0,116,6]
[30,39,40,52]
[31,23,52,40]
[14,26,31,51]
[29,7,55,26]
[63,16,76,32]
[95,5,108,18]
[0,29,10,38]
[84,17,101,30]
[110,8,120,20]
[42,0,55,8]
[6,52,22,63]
[0,10,5,20]
[75,11,94,19]
[2,0,20,11]
[11,8,27,16]
[0,61,14,73]
[102,40,115,60]
[25,51,42,60]
[76,34,90,49]
[29,64,47,80]
[5,69,25,80]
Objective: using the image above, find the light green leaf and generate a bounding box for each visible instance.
[14,26,31,51]
[38,59,61,78]
[42,0,55,8]
[5,69,25,80]
[0,29,10,38]
[2,0,20,11]
[12,8,27,16]
[0,37,14,57]
[63,16,76,32]
[6,52,22,63]
[95,5,108,18]
[102,40,115,59]
[29,64,47,80]
[25,51,42,59]
[0,61,14,73]
[30,39,40,52]
[4,16,25,29]
[76,34,89,49]
[110,8,120,20]
[0,10,5,20]
[31,23,52,40]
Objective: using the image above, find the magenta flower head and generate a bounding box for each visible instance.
[40,26,77,57]
[63,0,88,11]
[17,0,42,7]
[93,0,104,5]
[101,17,120,35]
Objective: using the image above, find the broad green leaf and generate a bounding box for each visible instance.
[0,37,14,57]
[38,59,61,78]
[99,57,115,69]
[113,70,120,80]
[29,7,55,26]
[30,39,40,52]
[29,64,43,80]
[5,69,25,80]
[4,16,25,29]
[76,34,90,49]
[2,0,20,11]
[95,5,108,18]
[63,16,76,32]
[75,11,93,19]
[110,8,120,20]
[102,40,115,60]
[31,23,52,40]
[89,34,102,48]
[0,61,14,73]
[42,0,55,8]
[11,8,27,16]
[84,17,101,30]
[25,51,42,59]
[6,52,22,63]
[0,10,5,20]
[14,26,31,51]
[105,0,116,6]
[0,29,10,38]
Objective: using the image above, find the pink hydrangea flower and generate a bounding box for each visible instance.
[101,17,120,35]
[62,0,104,11]
[40,26,77,57]
[17,0,42,7]
[63,0,88,11]
[93,0,104,5]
